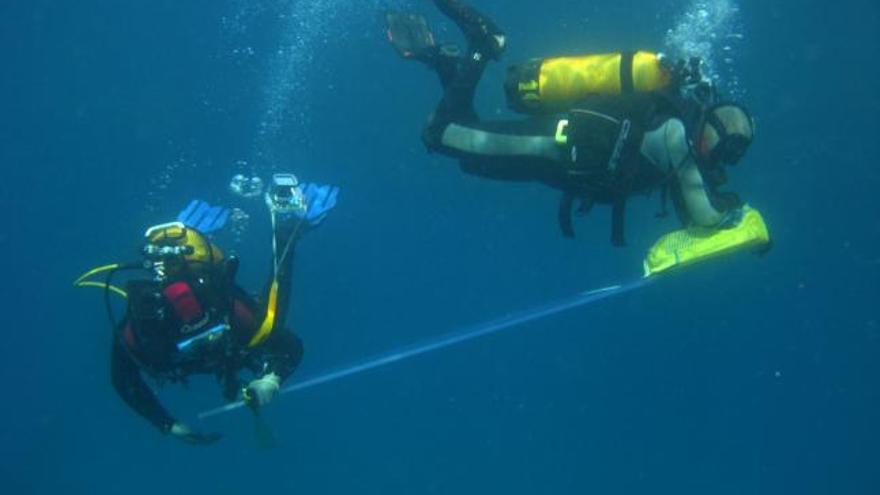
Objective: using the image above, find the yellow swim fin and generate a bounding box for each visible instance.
[643,206,770,278]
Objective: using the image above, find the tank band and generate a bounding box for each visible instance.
[620,52,635,94]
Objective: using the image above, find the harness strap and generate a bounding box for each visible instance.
[620,52,635,94]
[611,198,627,247]
[122,323,138,353]
[706,110,730,142]
[558,192,576,238]
[656,183,670,218]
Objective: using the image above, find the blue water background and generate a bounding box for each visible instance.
[1,0,878,493]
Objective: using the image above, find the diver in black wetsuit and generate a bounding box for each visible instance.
[90,175,339,444]
[387,0,756,246]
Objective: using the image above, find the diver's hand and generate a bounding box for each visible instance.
[718,206,745,229]
[169,422,222,446]
[244,372,281,408]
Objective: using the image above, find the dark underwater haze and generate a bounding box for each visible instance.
[1,0,878,493]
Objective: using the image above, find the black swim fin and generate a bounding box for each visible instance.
[385,11,436,61]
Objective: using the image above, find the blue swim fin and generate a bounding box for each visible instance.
[301,184,339,227]
[177,200,231,234]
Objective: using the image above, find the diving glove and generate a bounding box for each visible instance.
[718,206,746,229]
[169,422,222,446]
[244,372,281,408]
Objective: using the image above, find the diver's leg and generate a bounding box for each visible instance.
[421,45,492,150]
[263,216,300,330]
[420,1,507,150]
[431,44,465,90]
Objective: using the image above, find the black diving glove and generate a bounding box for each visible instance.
[169,422,222,446]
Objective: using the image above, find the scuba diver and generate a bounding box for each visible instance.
[76,174,339,445]
[386,0,757,247]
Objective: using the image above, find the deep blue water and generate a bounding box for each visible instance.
[1,0,878,493]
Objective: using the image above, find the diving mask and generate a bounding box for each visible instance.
[700,104,755,166]
[142,221,223,280]
[143,222,193,261]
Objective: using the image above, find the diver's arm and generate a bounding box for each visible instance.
[641,118,735,228]
[256,329,304,381]
[240,284,303,408]
[250,221,302,378]
[110,337,175,433]
[237,289,303,406]
[261,215,302,330]
[640,118,690,172]
[242,180,337,408]
[112,334,221,444]
[258,179,338,334]
[675,158,730,227]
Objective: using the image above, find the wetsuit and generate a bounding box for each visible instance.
[420,0,741,245]
[111,221,303,433]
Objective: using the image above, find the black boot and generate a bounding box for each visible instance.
[433,0,506,60]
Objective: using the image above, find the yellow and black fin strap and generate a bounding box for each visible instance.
[611,197,627,247]
[558,192,576,239]
[620,52,635,94]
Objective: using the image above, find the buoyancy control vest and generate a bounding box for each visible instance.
[553,91,684,245]
[121,271,240,374]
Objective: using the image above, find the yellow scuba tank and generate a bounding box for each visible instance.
[505,51,672,115]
